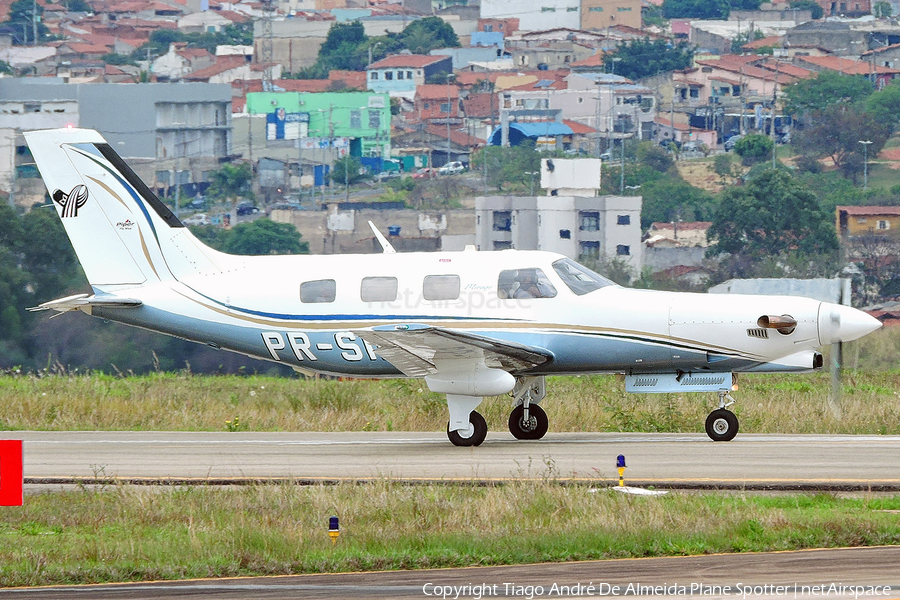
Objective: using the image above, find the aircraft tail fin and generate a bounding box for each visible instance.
[24,128,228,289]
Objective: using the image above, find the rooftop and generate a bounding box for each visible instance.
[368,54,449,69]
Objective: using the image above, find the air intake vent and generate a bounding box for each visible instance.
[747,328,769,339]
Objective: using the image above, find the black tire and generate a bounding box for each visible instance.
[508,404,549,440]
[705,408,739,442]
[447,410,488,447]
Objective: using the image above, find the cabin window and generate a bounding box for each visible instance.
[360,276,398,302]
[497,268,557,299]
[423,275,460,301]
[552,258,615,295]
[300,279,336,303]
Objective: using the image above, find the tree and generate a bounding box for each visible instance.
[398,17,459,54]
[733,133,773,165]
[790,0,824,19]
[636,142,674,173]
[3,0,49,45]
[222,219,309,256]
[662,0,731,19]
[640,179,716,229]
[206,163,254,204]
[470,144,541,193]
[330,156,368,186]
[792,104,891,182]
[865,80,900,128]
[604,38,694,81]
[782,71,873,116]
[707,169,839,263]
[873,1,892,17]
[713,153,737,183]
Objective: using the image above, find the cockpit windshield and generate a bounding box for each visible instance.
[552,258,616,295]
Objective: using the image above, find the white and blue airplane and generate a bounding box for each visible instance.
[25,128,882,446]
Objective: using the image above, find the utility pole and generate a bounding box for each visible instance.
[260,0,275,88]
[771,61,779,169]
[32,0,37,45]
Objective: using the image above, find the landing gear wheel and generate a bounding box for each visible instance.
[705,409,739,442]
[447,410,488,447]
[508,404,549,440]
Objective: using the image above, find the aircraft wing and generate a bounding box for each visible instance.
[27,293,142,315]
[353,323,553,377]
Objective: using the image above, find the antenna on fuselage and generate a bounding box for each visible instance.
[368,221,397,254]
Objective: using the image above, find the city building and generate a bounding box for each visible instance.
[366,54,453,99]
[0,79,232,206]
[475,158,642,271]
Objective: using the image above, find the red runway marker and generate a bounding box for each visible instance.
[0,440,23,506]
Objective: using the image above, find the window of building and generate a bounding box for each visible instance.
[732,85,741,95]
[616,244,630,256]
[579,211,600,231]
[385,71,393,80]
[440,102,451,113]
[857,217,868,224]
[423,102,431,109]
[407,71,413,79]
[493,240,513,250]
[690,88,699,98]
[617,215,630,225]
[579,241,600,260]
[878,220,890,230]
[559,229,571,239]
[567,6,578,10]
[370,71,379,80]
[301,279,336,303]
[493,211,512,231]
[589,6,603,10]
[497,268,558,299]
[552,258,615,295]
[484,24,493,32]
[578,97,584,103]
[541,6,556,11]
[350,110,361,129]
[360,277,398,302]
[368,110,381,129]
[397,71,405,80]
[423,275,460,301]
[617,6,632,10]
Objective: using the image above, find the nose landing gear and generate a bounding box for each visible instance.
[705,391,739,442]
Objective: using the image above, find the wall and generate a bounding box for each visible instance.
[581,0,642,31]
[481,0,581,31]
[270,207,475,254]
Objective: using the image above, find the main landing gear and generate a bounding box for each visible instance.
[705,391,739,442]
[508,376,548,440]
[444,376,549,447]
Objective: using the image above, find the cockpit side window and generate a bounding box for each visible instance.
[552,258,616,295]
[300,279,336,303]
[497,268,558,299]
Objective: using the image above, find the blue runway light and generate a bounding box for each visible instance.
[617,455,626,469]
[329,516,339,532]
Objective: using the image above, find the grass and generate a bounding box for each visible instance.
[0,328,898,435]
[1,484,900,587]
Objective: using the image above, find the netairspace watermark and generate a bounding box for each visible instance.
[421,582,894,600]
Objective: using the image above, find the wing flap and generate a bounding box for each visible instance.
[353,324,552,377]
[28,293,142,314]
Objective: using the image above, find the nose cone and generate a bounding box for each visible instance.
[818,303,883,345]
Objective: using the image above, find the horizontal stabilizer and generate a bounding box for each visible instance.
[353,323,553,377]
[27,293,142,315]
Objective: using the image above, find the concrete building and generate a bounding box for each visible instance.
[480,0,581,32]
[580,0,642,31]
[270,206,475,254]
[475,158,642,270]
[366,54,453,99]
[0,79,232,205]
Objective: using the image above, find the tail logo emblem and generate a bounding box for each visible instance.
[52,185,89,218]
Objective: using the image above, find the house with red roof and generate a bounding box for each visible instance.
[414,84,461,122]
[366,54,453,99]
[151,43,215,81]
[796,55,900,87]
[184,55,282,84]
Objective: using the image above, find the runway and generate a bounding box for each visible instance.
[1,546,898,599]
[12,431,900,489]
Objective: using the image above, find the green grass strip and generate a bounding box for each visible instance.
[2,484,900,587]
